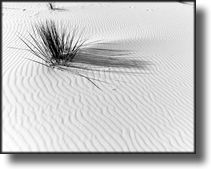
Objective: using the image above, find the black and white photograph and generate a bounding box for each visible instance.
[2,1,194,153]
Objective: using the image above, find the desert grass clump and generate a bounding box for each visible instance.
[47,2,66,11]
[20,20,87,69]
[19,20,106,89]
[48,3,55,10]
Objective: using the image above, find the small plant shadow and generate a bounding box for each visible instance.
[75,42,151,71]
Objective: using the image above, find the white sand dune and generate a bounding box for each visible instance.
[2,2,194,152]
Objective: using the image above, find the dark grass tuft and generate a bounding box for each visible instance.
[48,3,54,10]
[47,2,66,11]
[19,20,87,69]
[19,20,106,89]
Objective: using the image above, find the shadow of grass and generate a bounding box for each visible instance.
[75,42,150,70]
[67,40,152,75]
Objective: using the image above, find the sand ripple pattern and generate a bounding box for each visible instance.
[2,2,194,152]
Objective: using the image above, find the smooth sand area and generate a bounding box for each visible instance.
[2,2,194,152]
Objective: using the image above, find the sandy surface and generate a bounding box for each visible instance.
[2,2,194,152]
